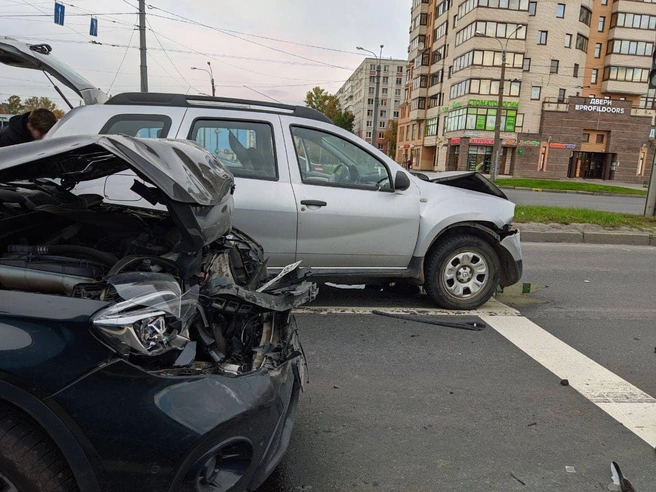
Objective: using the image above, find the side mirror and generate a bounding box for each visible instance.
[394,170,411,191]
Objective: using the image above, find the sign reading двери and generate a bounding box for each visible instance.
[575,98,626,114]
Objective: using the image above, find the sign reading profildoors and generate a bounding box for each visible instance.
[575,98,626,114]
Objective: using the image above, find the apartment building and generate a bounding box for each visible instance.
[336,57,407,154]
[396,0,656,183]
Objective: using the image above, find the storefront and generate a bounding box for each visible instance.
[513,97,654,183]
[447,137,516,175]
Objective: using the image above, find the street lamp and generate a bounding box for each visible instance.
[191,61,216,97]
[357,45,384,149]
[474,26,523,182]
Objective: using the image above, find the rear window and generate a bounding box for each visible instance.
[100,114,172,138]
[188,119,278,181]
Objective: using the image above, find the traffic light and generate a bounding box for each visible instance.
[650,42,656,89]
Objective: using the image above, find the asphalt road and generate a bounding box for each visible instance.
[505,188,646,214]
[258,243,656,492]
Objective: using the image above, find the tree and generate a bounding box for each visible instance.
[305,86,354,132]
[332,110,355,132]
[5,95,23,114]
[22,96,65,119]
[384,119,399,157]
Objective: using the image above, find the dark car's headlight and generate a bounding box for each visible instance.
[92,295,189,356]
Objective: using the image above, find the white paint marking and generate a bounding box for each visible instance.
[482,315,656,448]
[296,298,519,317]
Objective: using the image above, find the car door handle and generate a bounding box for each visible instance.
[300,200,327,207]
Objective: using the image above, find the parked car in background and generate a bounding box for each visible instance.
[0,135,315,492]
[0,37,523,310]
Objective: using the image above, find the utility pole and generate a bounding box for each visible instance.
[491,51,507,182]
[644,38,656,216]
[138,0,148,92]
[357,45,384,150]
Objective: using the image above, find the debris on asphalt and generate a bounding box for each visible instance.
[371,311,486,331]
[560,379,570,386]
[584,280,591,283]
[510,472,526,486]
[528,422,537,427]
[565,466,576,473]
[610,461,636,492]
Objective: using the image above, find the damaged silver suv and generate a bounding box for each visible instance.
[0,135,315,492]
[0,37,523,310]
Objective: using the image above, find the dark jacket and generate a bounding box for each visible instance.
[0,113,33,148]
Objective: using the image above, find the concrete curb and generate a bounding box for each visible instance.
[519,229,655,246]
[499,186,645,198]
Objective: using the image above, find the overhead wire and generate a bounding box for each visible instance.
[144,4,354,71]
[107,23,136,93]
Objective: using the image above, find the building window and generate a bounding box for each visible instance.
[565,33,572,48]
[444,107,519,134]
[610,12,656,30]
[523,57,531,71]
[366,131,372,139]
[455,21,526,46]
[596,134,605,144]
[594,43,602,58]
[379,121,386,128]
[369,64,376,71]
[382,76,389,84]
[367,98,374,105]
[576,34,589,53]
[573,63,579,78]
[382,88,388,95]
[531,86,541,100]
[579,6,592,26]
[426,117,439,137]
[556,4,565,18]
[591,69,598,84]
[367,109,373,116]
[598,16,605,32]
[369,87,375,95]
[397,65,404,73]
[449,78,521,99]
[558,88,566,102]
[453,49,525,73]
[380,110,387,118]
[601,0,607,4]
[528,1,537,16]
[538,31,548,45]
[395,89,402,96]
[603,66,650,83]
[366,120,373,127]
[393,111,399,118]
[396,77,403,85]
[582,133,590,143]
[550,60,559,74]
[607,39,655,57]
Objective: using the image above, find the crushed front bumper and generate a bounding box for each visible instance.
[49,319,306,492]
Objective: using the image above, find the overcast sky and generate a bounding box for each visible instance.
[0,0,410,110]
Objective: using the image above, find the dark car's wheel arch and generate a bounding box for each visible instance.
[424,221,516,287]
[0,382,101,492]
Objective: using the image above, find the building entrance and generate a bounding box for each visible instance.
[568,152,617,180]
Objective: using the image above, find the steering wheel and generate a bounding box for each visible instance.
[329,163,350,183]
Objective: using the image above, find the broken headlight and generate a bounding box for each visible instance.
[92,273,198,357]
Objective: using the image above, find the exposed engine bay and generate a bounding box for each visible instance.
[0,136,316,376]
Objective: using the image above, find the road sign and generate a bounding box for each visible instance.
[90,17,98,36]
[54,2,65,26]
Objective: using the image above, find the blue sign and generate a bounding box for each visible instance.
[90,17,98,36]
[54,2,65,26]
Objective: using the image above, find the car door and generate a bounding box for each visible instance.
[178,110,297,267]
[281,118,421,270]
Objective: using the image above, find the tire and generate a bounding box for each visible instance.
[0,405,78,492]
[424,234,500,310]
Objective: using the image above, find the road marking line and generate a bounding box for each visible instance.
[296,298,519,317]
[482,315,656,448]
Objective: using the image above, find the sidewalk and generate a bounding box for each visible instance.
[518,222,656,246]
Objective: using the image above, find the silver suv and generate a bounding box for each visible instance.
[0,37,523,310]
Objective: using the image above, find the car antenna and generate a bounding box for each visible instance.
[41,70,74,110]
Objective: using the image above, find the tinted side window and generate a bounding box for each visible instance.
[291,126,391,191]
[100,114,171,137]
[189,120,278,180]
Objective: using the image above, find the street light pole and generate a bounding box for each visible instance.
[207,61,216,97]
[191,64,215,97]
[475,26,522,182]
[357,45,384,149]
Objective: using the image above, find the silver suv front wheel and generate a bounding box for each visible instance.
[424,234,500,310]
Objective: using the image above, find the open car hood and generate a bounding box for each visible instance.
[0,36,108,105]
[0,135,235,251]
[419,171,508,200]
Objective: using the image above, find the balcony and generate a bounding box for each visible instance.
[602,79,647,95]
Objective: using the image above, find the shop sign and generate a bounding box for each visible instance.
[504,140,518,146]
[549,143,577,149]
[403,144,411,149]
[574,98,626,114]
[464,131,480,137]
[470,138,494,145]
[450,138,461,145]
[467,99,520,109]
[519,140,541,146]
